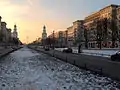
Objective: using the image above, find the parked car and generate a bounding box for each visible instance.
[44,46,50,51]
[111,51,120,61]
[63,48,73,53]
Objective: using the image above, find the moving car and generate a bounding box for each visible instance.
[111,51,120,61]
[63,48,73,53]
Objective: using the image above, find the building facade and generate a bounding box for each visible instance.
[0,16,20,45]
[1,22,7,42]
[84,4,120,48]
[46,4,120,49]
[116,7,120,48]
[66,20,85,47]
[7,28,12,42]
[67,26,74,47]
[73,20,85,47]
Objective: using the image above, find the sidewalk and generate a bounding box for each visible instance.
[0,46,23,58]
[55,47,119,58]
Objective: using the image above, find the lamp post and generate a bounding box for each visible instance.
[52,30,55,49]
[118,30,120,50]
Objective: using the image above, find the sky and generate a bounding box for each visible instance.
[0,0,120,43]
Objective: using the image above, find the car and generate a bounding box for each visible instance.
[44,46,50,51]
[111,51,120,61]
[63,48,73,53]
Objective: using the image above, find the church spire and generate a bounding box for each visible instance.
[14,24,17,32]
[43,25,46,33]
[42,25,47,40]
[13,24,18,39]
[43,25,46,29]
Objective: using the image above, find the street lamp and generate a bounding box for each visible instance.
[52,30,55,49]
[119,30,120,49]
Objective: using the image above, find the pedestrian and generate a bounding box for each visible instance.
[78,44,82,53]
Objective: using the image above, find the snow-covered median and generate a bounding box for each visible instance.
[0,47,120,89]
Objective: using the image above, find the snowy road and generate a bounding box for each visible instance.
[0,47,119,90]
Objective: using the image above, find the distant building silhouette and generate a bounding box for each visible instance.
[0,16,21,45]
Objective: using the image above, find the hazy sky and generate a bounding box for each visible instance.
[0,0,120,43]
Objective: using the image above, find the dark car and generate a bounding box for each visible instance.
[44,46,50,51]
[63,48,73,53]
[111,51,120,61]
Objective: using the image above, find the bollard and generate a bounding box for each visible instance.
[100,68,103,75]
[74,60,76,65]
[53,51,54,57]
[84,63,87,70]
[66,56,67,62]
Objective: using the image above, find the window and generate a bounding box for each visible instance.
[108,31,111,34]
[89,43,91,47]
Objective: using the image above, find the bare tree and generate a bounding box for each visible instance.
[96,19,103,49]
[0,32,2,42]
[102,18,108,47]
[110,8,118,48]
[84,27,88,49]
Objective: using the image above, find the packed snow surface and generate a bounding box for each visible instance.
[0,47,119,90]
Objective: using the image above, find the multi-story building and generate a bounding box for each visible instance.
[116,7,120,48]
[66,20,85,47]
[7,28,12,42]
[62,30,68,47]
[48,31,58,39]
[1,22,7,42]
[67,26,74,47]
[47,20,85,48]
[47,30,68,47]
[46,4,120,49]
[73,20,85,47]
[64,30,68,46]
[1,22,12,43]
[84,4,120,48]
[58,31,65,47]
[47,31,58,47]
[0,16,20,45]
